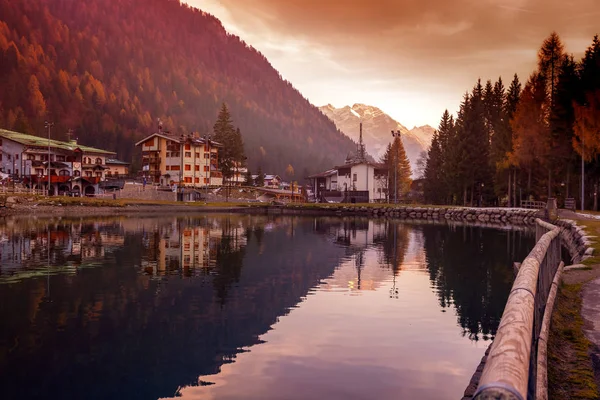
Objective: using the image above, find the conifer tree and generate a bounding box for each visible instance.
[213,103,245,185]
[424,130,443,204]
[244,168,253,186]
[255,166,265,187]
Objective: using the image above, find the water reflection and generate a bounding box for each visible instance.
[0,215,533,400]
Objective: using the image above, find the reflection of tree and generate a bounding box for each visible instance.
[379,221,410,275]
[421,224,534,340]
[213,225,246,306]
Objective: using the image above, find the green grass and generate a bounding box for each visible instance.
[548,283,599,399]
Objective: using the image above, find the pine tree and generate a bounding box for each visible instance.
[255,166,265,187]
[244,168,253,186]
[213,103,245,185]
[537,32,565,107]
[424,130,443,204]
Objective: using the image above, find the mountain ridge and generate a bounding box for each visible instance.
[318,104,435,176]
[0,0,356,176]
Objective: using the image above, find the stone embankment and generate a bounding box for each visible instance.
[278,205,541,225]
[555,218,595,264]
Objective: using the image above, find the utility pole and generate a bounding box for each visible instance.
[391,130,401,204]
[582,135,585,211]
[45,121,54,196]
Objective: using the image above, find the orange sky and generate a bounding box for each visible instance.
[186,0,600,128]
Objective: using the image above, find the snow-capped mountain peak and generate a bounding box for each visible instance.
[318,104,435,177]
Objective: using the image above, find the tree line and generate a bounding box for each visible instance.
[423,32,600,209]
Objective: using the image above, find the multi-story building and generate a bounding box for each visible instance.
[136,131,223,187]
[105,159,130,177]
[0,128,117,196]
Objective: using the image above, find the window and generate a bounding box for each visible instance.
[184,177,192,183]
[166,165,170,171]
[195,153,200,158]
[195,165,200,171]
[56,155,65,162]
[353,173,357,182]
[28,154,35,160]
[7,154,11,160]
[144,138,155,147]
[95,172,102,177]
[14,154,18,160]
[204,166,209,172]
[95,158,102,165]
[85,171,92,177]
[185,164,191,171]
[74,170,81,177]
[173,152,180,158]
[59,170,70,176]
[204,178,209,183]
[185,152,191,158]
[195,177,200,183]
[204,153,210,159]
[171,165,180,171]
[36,168,44,175]
[166,152,170,157]
[106,171,112,177]
[0,139,2,146]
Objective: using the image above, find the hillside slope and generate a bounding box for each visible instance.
[0,0,356,176]
[319,104,435,176]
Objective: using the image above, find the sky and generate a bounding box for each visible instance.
[184,0,600,128]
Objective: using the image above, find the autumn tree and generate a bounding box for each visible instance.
[382,136,412,201]
[509,73,549,193]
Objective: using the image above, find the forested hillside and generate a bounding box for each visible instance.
[423,32,600,208]
[0,0,356,176]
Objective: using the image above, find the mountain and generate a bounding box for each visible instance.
[319,104,435,176]
[0,0,356,177]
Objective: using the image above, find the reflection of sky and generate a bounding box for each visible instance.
[169,228,487,400]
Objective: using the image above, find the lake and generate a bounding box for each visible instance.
[0,214,534,400]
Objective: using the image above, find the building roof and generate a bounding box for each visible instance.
[335,161,387,170]
[105,158,130,166]
[0,128,116,155]
[307,169,337,179]
[135,132,222,147]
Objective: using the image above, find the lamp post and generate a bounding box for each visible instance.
[582,135,585,211]
[391,130,401,204]
[45,121,54,196]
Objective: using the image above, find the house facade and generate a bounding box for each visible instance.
[309,161,388,203]
[136,132,223,187]
[0,128,116,196]
[105,159,130,177]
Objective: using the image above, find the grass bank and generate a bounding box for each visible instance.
[548,216,600,399]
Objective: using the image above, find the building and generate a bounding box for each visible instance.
[251,174,281,188]
[136,131,223,187]
[308,121,388,203]
[309,161,388,203]
[105,159,130,177]
[0,128,117,196]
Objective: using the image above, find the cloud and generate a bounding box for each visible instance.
[186,0,600,127]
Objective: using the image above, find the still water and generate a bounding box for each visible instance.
[0,215,534,400]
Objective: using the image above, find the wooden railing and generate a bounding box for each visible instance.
[0,186,44,195]
[474,219,563,400]
[520,200,547,210]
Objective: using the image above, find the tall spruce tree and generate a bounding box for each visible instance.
[213,103,245,185]
[424,130,444,204]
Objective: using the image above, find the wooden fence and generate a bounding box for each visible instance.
[474,219,562,400]
[0,186,44,195]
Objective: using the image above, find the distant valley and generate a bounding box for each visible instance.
[319,104,435,177]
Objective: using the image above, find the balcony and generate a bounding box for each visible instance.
[29,175,72,184]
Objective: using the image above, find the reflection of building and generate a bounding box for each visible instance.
[0,128,118,196]
[140,219,248,277]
